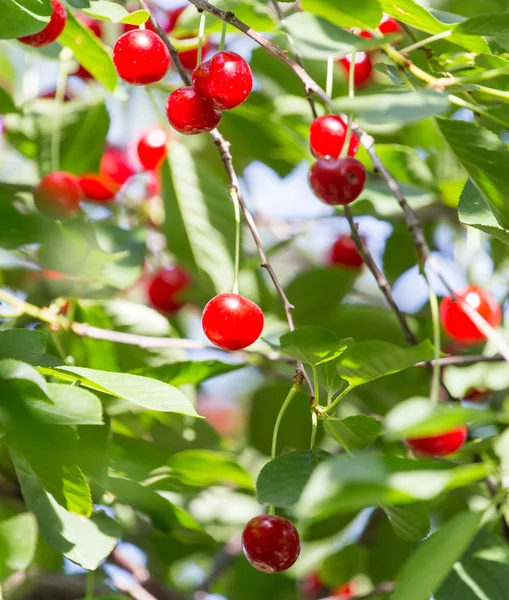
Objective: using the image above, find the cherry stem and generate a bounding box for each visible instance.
[325,55,334,101]
[427,278,441,405]
[86,570,95,599]
[229,185,241,295]
[323,414,352,455]
[340,50,356,160]
[219,0,228,52]
[310,410,318,450]
[51,47,72,172]
[400,30,452,54]
[197,11,206,65]
[271,384,300,460]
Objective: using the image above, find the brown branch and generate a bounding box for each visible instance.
[418,354,504,367]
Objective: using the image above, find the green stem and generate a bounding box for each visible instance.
[448,94,509,127]
[322,384,352,414]
[197,11,206,65]
[219,1,228,52]
[310,410,318,450]
[229,186,241,295]
[271,385,299,459]
[400,30,452,54]
[427,279,441,405]
[326,55,334,99]
[146,87,166,126]
[340,50,356,159]
[51,48,72,172]
[323,414,352,455]
[86,570,95,599]
[311,365,319,405]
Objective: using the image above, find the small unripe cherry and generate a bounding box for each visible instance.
[136,127,168,171]
[329,235,363,269]
[18,0,67,47]
[193,51,253,110]
[309,115,359,159]
[407,426,468,457]
[148,267,191,313]
[202,293,264,351]
[440,285,502,345]
[34,172,83,218]
[166,87,222,135]
[309,157,366,206]
[339,52,373,87]
[242,515,301,573]
[113,30,170,85]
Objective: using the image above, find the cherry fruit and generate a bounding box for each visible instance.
[79,146,134,202]
[329,235,363,269]
[137,127,168,170]
[333,583,355,598]
[18,0,67,47]
[113,30,170,85]
[202,293,264,351]
[166,87,221,135]
[148,267,191,313]
[407,426,468,457]
[34,172,83,218]
[310,115,359,160]
[339,52,373,87]
[309,157,366,206]
[193,51,253,110]
[78,175,117,203]
[242,515,301,573]
[440,285,502,345]
[378,14,403,36]
[465,388,489,402]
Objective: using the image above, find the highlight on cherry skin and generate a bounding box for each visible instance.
[242,515,301,573]
[18,0,67,47]
[406,426,468,457]
[202,293,264,351]
[136,126,168,171]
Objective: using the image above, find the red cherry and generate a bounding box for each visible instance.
[167,5,187,31]
[359,30,374,39]
[440,285,502,345]
[33,172,83,218]
[329,235,363,269]
[193,51,253,110]
[301,572,323,598]
[136,127,168,170]
[407,426,468,457]
[101,146,135,188]
[166,87,222,135]
[309,115,359,160]
[18,0,67,47]
[113,30,170,85]
[339,52,373,87]
[309,157,366,206]
[332,583,355,598]
[202,293,264,351]
[148,267,191,313]
[78,175,117,203]
[242,515,301,573]
[465,388,489,402]
[379,14,403,36]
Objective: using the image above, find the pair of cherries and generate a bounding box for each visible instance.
[308,115,366,206]
[166,51,253,135]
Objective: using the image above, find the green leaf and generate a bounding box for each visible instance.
[52,366,200,417]
[0,88,17,115]
[456,14,509,36]
[382,503,431,542]
[133,360,245,387]
[168,450,253,489]
[13,452,120,569]
[332,91,449,126]
[279,326,351,366]
[285,12,390,59]
[437,117,509,230]
[120,9,150,25]
[325,415,383,450]
[301,0,382,29]
[29,383,103,425]
[0,513,38,581]
[1,0,51,39]
[82,1,149,24]
[161,142,235,297]
[385,397,496,439]
[0,329,47,365]
[0,359,49,396]
[391,511,482,600]
[256,449,331,509]
[458,179,509,244]
[337,340,434,388]
[319,544,367,588]
[58,11,117,92]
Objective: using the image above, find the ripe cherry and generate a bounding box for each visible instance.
[465,388,489,402]
[166,87,222,135]
[301,572,323,598]
[136,127,168,170]
[33,172,83,218]
[148,267,191,313]
[242,515,301,573]
[18,0,67,47]
[329,235,363,269]
[113,30,170,85]
[202,293,264,351]
[79,146,134,202]
[339,52,373,87]
[309,115,360,160]
[332,583,355,598]
[309,157,366,206]
[378,14,403,36]
[407,426,468,457]
[193,51,253,110]
[78,175,117,203]
[440,285,502,345]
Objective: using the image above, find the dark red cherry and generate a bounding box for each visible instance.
[339,52,373,87]
[379,14,404,36]
[329,235,363,269]
[34,172,83,218]
[136,126,168,170]
[18,0,67,47]
[193,51,253,110]
[309,157,366,206]
[440,285,502,345]
[148,267,191,313]
[113,30,170,85]
[301,572,323,598]
[101,146,135,188]
[407,426,468,457]
[465,388,489,402]
[202,293,264,351]
[242,515,301,573]
[309,115,359,159]
[166,87,222,135]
